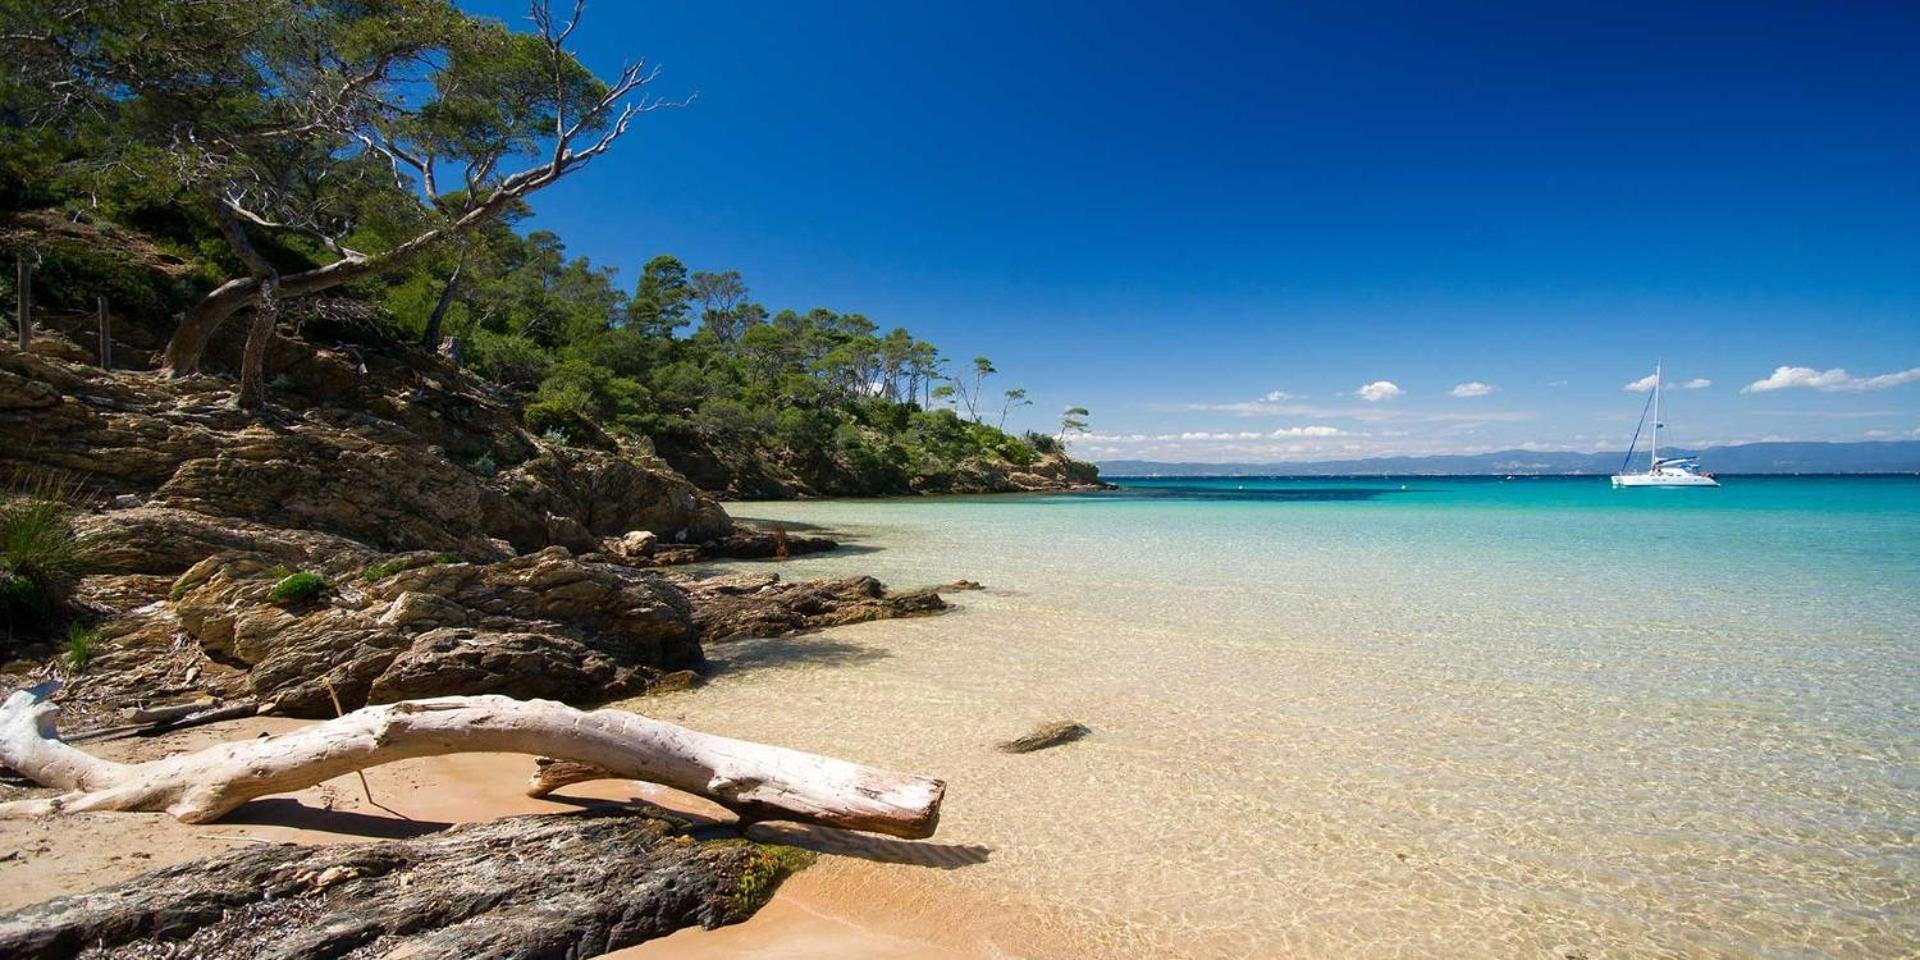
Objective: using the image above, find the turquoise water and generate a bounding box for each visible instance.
[660,476,1918,958]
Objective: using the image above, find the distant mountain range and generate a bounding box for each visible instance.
[1098,440,1920,476]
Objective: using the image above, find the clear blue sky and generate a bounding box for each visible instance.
[459,0,1919,462]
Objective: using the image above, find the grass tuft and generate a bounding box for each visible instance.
[1,487,89,629]
[65,623,99,673]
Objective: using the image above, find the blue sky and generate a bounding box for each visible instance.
[459,0,1920,462]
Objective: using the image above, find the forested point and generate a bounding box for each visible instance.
[0,0,1097,497]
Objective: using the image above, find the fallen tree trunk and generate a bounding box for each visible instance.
[0,687,944,838]
[65,699,262,744]
[0,808,808,960]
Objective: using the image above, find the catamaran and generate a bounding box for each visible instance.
[1612,361,1719,488]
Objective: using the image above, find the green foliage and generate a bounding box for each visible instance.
[267,571,328,605]
[1024,430,1064,456]
[467,331,553,388]
[0,237,194,326]
[0,494,86,628]
[65,624,100,673]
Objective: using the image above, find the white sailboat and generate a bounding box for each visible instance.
[1612,361,1719,488]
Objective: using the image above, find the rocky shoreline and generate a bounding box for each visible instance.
[0,338,969,953]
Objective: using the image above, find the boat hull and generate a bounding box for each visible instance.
[1611,472,1720,488]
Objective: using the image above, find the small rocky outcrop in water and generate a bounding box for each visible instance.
[684,573,948,642]
[0,809,811,960]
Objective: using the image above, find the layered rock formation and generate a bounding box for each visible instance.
[169,548,702,717]
[2,345,946,724]
[0,348,731,556]
[686,573,947,642]
[0,809,808,960]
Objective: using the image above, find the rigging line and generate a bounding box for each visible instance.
[1620,385,1657,473]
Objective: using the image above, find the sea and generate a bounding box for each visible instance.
[648,475,1919,958]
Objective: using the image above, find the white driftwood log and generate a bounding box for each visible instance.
[0,687,944,838]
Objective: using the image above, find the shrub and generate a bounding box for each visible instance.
[65,624,99,673]
[0,495,85,626]
[997,436,1039,467]
[1023,431,1064,456]
[467,331,552,388]
[267,571,329,605]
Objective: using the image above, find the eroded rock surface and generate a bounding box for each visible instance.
[0,809,808,960]
[171,548,701,716]
[0,350,730,560]
[686,573,948,642]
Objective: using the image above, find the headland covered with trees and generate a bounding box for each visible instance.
[0,0,1101,497]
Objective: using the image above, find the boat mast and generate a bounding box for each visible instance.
[1650,359,1661,470]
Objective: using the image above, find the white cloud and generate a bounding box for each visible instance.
[1262,390,1295,402]
[1623,374,1707,392]
[1546,380,1569,387]
[1356,380,1403,402]
[1271,425,1344,437]
[1742,365,1920,394]
[1448,381,1496,398]
[1171,399,1534,424]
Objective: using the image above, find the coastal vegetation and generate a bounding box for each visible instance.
[0,2,1071,953]
[0,488,86,643]
[265,570,329,606]
[0,0,1096,498]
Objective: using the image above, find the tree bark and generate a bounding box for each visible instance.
[163,276,258,376]
[0,689,945,838]
[162,160,577,377]
[420,249,466,349]
[234,275,280,409]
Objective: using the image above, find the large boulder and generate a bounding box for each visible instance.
[0,809,808,960]
[171,548,702,716]
[685,573,948,642]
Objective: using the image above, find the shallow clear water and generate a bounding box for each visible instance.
[658,476,1919,958]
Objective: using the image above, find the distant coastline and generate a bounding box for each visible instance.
[1099,439,1920,477]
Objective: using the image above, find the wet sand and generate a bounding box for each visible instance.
[0,712,1043,957]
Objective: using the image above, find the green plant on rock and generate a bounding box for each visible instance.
[267,571,329,605]
[0,494,86,628]
[65,624,100,673]
[728,843,815,916]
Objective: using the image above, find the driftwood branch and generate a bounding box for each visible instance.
[0,689,944,838]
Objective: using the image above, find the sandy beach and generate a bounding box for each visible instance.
[0,711,1044,958]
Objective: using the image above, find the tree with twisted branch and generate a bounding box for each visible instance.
[3,0,677,408]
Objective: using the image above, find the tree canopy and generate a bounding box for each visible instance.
[0,1,1085,493]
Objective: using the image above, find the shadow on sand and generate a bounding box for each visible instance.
[538,792,992,870]
[220,797,451,839]
[705,636,893,676]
